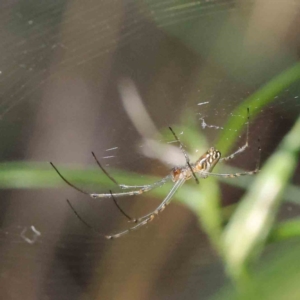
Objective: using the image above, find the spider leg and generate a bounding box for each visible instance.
[50,162,91,195]
[51,160,173,222]
[92,152,174,220]
[90,175,172,198]
[119,184,153,190]
[110,175,173,223]
[169,127,199,184]
[205,141,261,178]
[51,161,172,199]
[92,151,166,190]
[111,195,136,222]
[66,198,110,238]
[92,152,139,221]
[131,179,185,223]
[106,177,186,239]
[66,190,124,238]
[51,161,137,198]
[220,107,250,162]
[93,152,157,191]
[51,160,151,222]
[67,179,184,240]
[204,169,259,178]
[52,161,138,220]
[104,177,172,223]
[91,152,119,185]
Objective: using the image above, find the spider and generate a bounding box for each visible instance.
[50,108,261,239]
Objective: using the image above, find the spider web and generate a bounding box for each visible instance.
[0,0,300,299]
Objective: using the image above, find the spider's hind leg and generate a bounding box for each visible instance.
[106,177,186,239]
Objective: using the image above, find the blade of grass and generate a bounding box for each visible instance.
[222,114,300,283]
[217,62,300,154]
[214,241,300,300]
[269,218,300,243]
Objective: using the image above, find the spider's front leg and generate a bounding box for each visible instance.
[219,108,251,162]
[119,184,153,190]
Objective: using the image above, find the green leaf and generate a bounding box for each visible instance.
[222,114,300,282]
